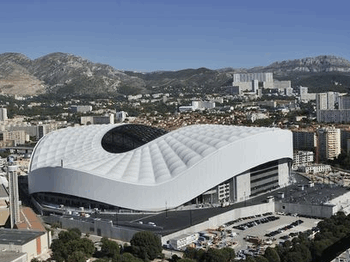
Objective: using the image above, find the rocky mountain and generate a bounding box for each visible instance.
[261,55,350,75]
[1,53,350,97]
[0,52,146,97]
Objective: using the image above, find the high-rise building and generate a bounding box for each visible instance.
[8,165,20,229]
[232,72,274,91]
[317,127,341,161]
[0,108,8,121]
[316,92,341,122]
[339,96,350,110]
[292,130,316,151]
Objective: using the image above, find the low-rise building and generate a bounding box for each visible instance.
[81,114,115,125]
[293,151,314,169]
[169,233,199,250]
[298,164,332,174]
[0,229,48,261]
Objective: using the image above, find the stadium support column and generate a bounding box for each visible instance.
[8,165,20,228]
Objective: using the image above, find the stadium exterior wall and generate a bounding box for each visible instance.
[28,125,293,212]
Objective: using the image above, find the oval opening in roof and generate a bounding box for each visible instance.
[101,124,168,153]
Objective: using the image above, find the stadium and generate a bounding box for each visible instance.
[28,124,293,212]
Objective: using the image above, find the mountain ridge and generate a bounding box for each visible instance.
[1,52,350,96]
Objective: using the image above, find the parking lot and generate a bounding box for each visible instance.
[225,214,321,252]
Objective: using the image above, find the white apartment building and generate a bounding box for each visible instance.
[0,108,8,121]
[317,127,341,161]
[70,105,93,113]
[299,86,316,102]
[81,114,115,125]
[169,233,199,250]
[293,151,314,168]
[298,164,332,174]
[0,130,28,146]
[116,111,127,122]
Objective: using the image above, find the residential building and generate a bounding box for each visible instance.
[0,108,8,121]
[70,105,93,113]
[317,127,341,161]
[293,151,314,168]
[292,130,316,151]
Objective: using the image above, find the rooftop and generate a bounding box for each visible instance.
[0,251,27,262]
[0,228,45,246]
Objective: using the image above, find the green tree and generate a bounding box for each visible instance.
[177,259,196,262]
[130,231,162,260]
[100,237,120,259]
[245,256,256,262]
[119,252,143,262]
[264,247,280,262]
[67,250,87,262]
[51,228,94,262]
[283,252,303,262]
[220,247,236,261]
[67,238,95,258]
[255,256,269,262]
[203,248,226,262]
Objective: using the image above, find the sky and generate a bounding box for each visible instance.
[1,0,349,72]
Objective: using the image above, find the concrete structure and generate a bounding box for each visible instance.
[0,108,8,121]
[169,233,199,250]
[1,121,65,140]
[232,73,291,95]
[0,130,27,146]
[191,100,215,110]
[116,111,127,122]
[28,124,292,212]
[0,251,27,262]
[70,105,93,113]
[227,86,242,95]
[299,86,316,102]
[233,73,274,91]
[0,229,48,261]
[292,130,316,151]
[317,127,341,161]
[339,96,350,110]
[179,106,195,112]
[246,113,269,123]
[81,114,115,125]
[315,92,350,123]
[8,165,20,229]
[297,164,332,174]
[317,109,350,123]
[0,183,9,227]
[293,151,314,168]
[341,129,350,153]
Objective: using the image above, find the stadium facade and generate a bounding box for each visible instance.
[28,124,293,212]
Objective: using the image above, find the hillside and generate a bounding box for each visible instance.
[1,53,350,97]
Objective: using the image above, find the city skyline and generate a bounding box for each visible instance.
[1,0,349,72]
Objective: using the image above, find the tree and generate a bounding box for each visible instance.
[67,250,87,262]
[130,231,162,260]
[283,252,303,262]
[255,256,269,262]
[100,237,120,259]
[245,256,256,262]
[203,248,226,262]
[120,252,143,262]
[51,228,94,262]
[264,247,280,262]
[220,247,236,261]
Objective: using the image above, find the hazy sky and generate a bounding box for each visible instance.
[1,0,349,71]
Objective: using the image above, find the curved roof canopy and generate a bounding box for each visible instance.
[29,124,292,211]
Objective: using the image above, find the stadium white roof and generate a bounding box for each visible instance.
[29,124,292,211]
